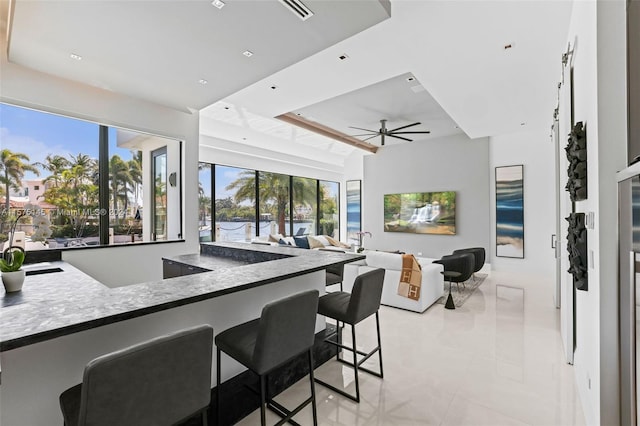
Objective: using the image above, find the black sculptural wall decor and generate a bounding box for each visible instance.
[565,121,587,201]
[566,212,588,291]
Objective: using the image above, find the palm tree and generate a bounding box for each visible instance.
[41,156,99,238]
[0,149,40,211]
[109,155,133,224]
[38,154,71,187]
[129,151,143,212]
[226,171,289,234]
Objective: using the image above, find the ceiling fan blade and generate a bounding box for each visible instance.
[390,131,431,134]
[388,122,422,132]
[351,133,378,137]
[387,134,413,142]
[362,135,380,142]
[348,126,378,133]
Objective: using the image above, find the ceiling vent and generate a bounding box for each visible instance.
[278,0,314,21]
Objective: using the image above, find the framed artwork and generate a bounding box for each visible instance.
[383,191,456,235]
[496,165,524,258]
[346,180,362,244]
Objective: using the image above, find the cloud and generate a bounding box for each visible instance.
[0,127,74,180]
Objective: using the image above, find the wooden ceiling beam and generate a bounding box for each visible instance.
[276,112,378,154]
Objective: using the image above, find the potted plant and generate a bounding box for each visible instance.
[1,210,27,293]
[1,247,26,292]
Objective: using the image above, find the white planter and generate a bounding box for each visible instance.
[2,270,25,293]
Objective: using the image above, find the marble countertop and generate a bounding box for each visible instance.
[0,243,363,352]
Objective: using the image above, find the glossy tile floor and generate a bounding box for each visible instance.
[237,271,586,425]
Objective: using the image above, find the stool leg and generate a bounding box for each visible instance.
[216,348,222,426]
[260,375,267,426]
[351,325,360,403]
[308,350,318,426]
[375,312,384,378]
[335,321,341,361]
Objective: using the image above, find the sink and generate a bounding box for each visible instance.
[25,267,64,276]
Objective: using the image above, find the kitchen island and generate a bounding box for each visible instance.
[0,242,363,425]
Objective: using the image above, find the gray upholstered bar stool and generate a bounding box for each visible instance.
[315,268,385,403]
[215,290,319,426]
[59,325,214,426]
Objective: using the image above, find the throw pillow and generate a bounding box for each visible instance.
[307,236,325,249]
[294,236,310,249]
[326,235,351,249]
[278,238,291,246]
[314,235,330,246]
[282,236,297,246]
[268,233,284,243]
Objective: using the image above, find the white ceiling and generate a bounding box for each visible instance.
[8,0,391,111]
[292,72,464,146]
[224,1,574,142]
[6,0,574,167]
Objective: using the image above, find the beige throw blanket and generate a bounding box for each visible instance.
[397,254,422,300]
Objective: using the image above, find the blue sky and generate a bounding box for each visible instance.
[1,103,136,180]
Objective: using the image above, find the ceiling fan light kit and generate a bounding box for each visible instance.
[349,119,430,145]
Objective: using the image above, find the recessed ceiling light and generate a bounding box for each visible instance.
[270,85,277,90]
[70,53,82,61]
[211,0,225,9]
[406,76,415,82]
[504,43,514,50]
[296,112,302,116]
[198,79,208,85]
[243,50,253,57]
[224,106,230,110]
[338,54,349,61]
[520,122,526,126]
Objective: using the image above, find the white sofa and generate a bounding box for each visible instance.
[343,251,444,313]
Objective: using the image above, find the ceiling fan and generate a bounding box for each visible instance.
[349,119,430,145]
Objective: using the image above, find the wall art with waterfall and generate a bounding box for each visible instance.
[383,191,456,235]
[495,165,524,258]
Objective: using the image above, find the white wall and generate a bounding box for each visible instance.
[563,1,628,424]
[361,133,491,259]
[1,33,200,286]
[489,129,556,279]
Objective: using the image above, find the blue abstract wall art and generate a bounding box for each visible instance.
[346,180,362,244]
[496,165,524,258]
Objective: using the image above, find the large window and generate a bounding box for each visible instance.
[258,172,290,237]
[198,164,212,242]
[292,176,316,236]
[0,103,183,251]
[198,162,339,242]
[215,165,257,242]
[319,180,339,238]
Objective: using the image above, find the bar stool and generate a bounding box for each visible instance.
[325,263,345,291]
[315,268,385,403]
[59,325,214,426]
[215,290,319,426]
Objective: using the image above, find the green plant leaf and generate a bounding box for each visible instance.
[0,249,25,272]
